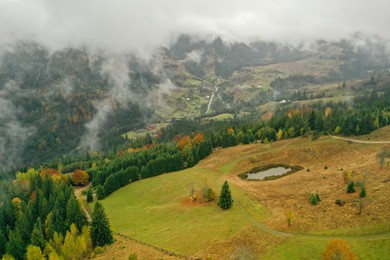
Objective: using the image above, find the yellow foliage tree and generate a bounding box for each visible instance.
[62,231,77,260]
[325,107,332,118]
[277,129,283,140]
[71,170,89,186]
[322,240,358,260]
[26,245,45,260]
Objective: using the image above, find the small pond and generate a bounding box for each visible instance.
[239,164,303,181]
[247,166,292,180]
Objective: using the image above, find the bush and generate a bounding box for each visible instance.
[335,199,345,206]
[95,246,105,254]
[204,188,215,202]
[128,253,138,260]
[359,186,366,198]
[309,193,320,205]
[346,181,356,193]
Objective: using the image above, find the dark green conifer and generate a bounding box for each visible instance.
[30,218,45,250]
[96,185,106,200]
[91,202,113,247]
[66,194,86,230]
[218,181,233,210]
[6,228,25,260]
[86,189,93,203]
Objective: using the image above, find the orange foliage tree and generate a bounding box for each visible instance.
[192,133,205,145]
[176,135,191,151]
[322,240,358,260]
[71,170,89,186]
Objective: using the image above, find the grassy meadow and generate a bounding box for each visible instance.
[98,127,390,258]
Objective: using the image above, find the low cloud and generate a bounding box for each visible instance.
[0,1,389,55]
[0,81,36,169]
[185,50,203,65]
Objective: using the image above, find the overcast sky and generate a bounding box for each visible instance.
[0,0,389,53]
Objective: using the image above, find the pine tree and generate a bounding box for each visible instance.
[6,228,25,260]
[96,185,106,200]
[86,189,93,203]
[0,230,6,257]
[66,194,86,230]
[30,218,45,250]
[218,181,233,210]
[90,202,113,247]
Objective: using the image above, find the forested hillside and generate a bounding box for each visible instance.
[0,34,389,173]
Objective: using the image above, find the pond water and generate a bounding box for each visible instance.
[246,166,292,180]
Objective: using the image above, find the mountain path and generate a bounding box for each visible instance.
[330,135,390,144]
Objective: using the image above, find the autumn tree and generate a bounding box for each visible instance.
[176,135,191,151]
[192,133,205,145]
[218,181,233,210]
[276,129,283,140]
[322,240,358,260]
[71,170,89,186]
[26,245,45,260]
[90,202,113,247]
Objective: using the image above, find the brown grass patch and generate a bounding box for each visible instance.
[201,126,390,233]
[94,234,182,260]
[199,226,286,259]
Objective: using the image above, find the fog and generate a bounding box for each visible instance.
[1,0,389,54]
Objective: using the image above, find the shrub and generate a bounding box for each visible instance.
[322,240,357,260]
[248,156,257,163]
[346,181,356,193]
[204,188,215,202]
[324,165,328,170]
[335,199,345,206]
[309,193,319,205]
[95,246,104,254]
[359,186,366,198]
[128,253,138,260]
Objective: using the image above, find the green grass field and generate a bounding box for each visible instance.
[99,165,268,255]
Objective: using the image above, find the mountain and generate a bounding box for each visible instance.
[0,34,389,170]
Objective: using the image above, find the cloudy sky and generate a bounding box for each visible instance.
[0,0,389,53]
